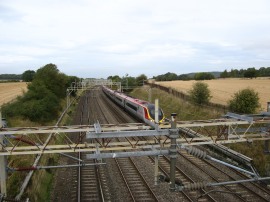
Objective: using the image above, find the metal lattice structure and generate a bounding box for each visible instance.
[66,79,121,107]
[0,113,269,156]
[1,109,270,197]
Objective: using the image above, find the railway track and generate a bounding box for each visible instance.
[71,88,112,201]
[52,86,270,201]
[72,86,156,201]
[148,155,217,202]
[115,157,159,201]
[178,148,270,201]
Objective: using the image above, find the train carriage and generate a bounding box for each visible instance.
[102,86,165,127]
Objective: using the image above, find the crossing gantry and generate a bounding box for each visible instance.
[66,79,121,107]
[1,111,270,198]
[0,112,270,156]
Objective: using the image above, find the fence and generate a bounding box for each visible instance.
[145,81,228,113]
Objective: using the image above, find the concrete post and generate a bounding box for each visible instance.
[0,111,7,196]
[170,113,177,191]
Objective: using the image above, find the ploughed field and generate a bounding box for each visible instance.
[156,78,270,111]
[0,82,28,106]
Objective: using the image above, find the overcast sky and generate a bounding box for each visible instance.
[1,0,270,78]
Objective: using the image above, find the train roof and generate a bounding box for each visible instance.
[125,96,149,105]
[103,86,151,106]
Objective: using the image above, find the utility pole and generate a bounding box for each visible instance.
[125,74,129,91]
[0,110,7,196]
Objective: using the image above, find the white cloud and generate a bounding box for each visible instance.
[0,0,270,77]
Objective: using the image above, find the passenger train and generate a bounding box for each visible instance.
[102,86,165,127]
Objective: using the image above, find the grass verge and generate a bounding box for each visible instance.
[6,95,79,200]
[131,86,270,177]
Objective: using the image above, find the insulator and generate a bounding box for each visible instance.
[184,182,207,190]
[186,147,207,159]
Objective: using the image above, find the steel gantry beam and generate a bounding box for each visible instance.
[0,113,269,156]
[1,112,270,197]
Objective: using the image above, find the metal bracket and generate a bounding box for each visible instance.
[94,121,101,134]
[225,112,254,123]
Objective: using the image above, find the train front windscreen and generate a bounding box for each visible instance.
[147,104,164,122]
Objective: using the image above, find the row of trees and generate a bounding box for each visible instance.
[108,74,148,88]
[0,70,36,82]
[153,72,216,81]
[189,82,260,113]
[153,67,270,81]
[220,67,270,79]
[0,74,22,81]
[2,64,79,123]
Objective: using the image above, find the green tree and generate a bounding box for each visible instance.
[32,63,67,98]
[22,70,35,82]
[244,68,257,79]
[108,75,121,82]
[189,82,212,105]
[2,63,71,123]
[220,70,229,78]
[153,72,177,81]
[178,74,191,80]
[228,88,260,114]
[194,72,215,80]
[136,74,147,86]
[20,81,60,122]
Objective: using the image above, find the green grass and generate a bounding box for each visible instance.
[130,86,270,177]
[130,87,223,120]
[6,95,79,200]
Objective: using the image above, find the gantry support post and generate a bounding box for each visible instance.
[154,99,159,185]
[0,111,7,196]
[148,87,152,103]
[264,102,270,154]
[169,113,177,191]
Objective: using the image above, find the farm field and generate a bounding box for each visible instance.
[0,82,28,106]
[156,78,270,111]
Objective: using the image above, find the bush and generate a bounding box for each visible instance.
[2,64,70,123]
[194,72,215,80]
[228,88,260,114]
[189,82,211,105]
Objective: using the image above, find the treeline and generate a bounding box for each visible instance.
[153,72,215,81]
[108,74,148,88]
[220,67,270,78]
[0,74,22,81]
[153,67,270,81]
[2,64,79,123]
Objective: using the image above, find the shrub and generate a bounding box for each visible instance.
[189,82,211,105]
[2,64,70,123]
[228,88,260,114]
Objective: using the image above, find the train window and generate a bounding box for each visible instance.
[116,97,122,102]
[126,103,137,111]
[147,104,164,121]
